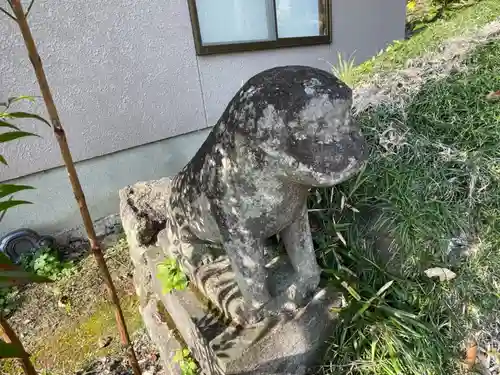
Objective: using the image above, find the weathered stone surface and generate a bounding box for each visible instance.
[215,288,342,375]
[140,299,182,375]
[129,229,341,375]
[120,66,366,375]
[122,66,366,323]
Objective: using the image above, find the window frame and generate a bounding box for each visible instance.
[187,0,332,56]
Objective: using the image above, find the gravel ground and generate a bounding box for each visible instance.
[75,329,164,375]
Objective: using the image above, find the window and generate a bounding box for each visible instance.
[187,0,331,55]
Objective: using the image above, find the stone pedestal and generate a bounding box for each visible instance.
[120,181,342,375]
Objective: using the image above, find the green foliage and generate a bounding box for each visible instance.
[330,52,357,87]
[314,38,500,375]
[0,287,19,314]
[20,246,74,281]
[173,348,197,375]
[0,253,51,360]
[0,253,52,288]
[350,0,500,85]
[157,258,188,294]
[1,96,50,222]
[0,95,53,362]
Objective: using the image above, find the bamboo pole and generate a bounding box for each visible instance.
[0,315,37,375]
[8,2,141,374]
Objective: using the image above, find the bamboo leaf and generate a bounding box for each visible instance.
[0,339,25,359]
[0,155,6,165]
[0,131,38,142]
[0,184,34,199]
[0,120,20,130]
[336,231,347,246]
[352,281,394,322]
[375,280,394,297]
[6,112,50,127]
[8,96,36,105]
[0,199,32,212]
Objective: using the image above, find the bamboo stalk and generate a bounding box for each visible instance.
[0,315,37,375]
[8,2,141,374]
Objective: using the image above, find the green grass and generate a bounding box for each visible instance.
[312,37,500,375]
[350,0,500,85]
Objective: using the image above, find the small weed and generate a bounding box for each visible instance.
[0,247,73,314]
[20,246,74,281]
[156,258,188,294]
[330,52,357,87]
[173,348,197,375]
[0,287,19,313]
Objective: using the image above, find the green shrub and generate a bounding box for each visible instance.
[0,287,19,313]
[20,246,74,281]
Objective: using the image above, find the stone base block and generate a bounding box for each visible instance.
[142,243,341,375]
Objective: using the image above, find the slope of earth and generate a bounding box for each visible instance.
[313,20,500,375]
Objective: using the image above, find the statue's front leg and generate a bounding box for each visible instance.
[223,233,272,312]
[280,201,321,301]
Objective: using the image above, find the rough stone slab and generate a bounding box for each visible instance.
[145,244,225,375]
[213,288,341,375]
[141,298,182,375]
[138,236,342,375]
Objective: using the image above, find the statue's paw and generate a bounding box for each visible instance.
[240,306,265,325]
[199,252,215,266]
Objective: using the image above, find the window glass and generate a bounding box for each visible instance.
[276,0,322,38]
[195,0,276,45]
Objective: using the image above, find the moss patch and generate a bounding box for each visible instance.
[2,295,143,375]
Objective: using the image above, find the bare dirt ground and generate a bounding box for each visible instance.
[2,232,163,375]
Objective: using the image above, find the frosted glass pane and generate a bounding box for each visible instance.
[276,0,322,38]
[195,0,276,45]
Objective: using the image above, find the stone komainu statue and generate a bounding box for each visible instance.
[160,65,367,322]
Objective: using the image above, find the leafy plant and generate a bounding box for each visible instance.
[0,287,19,314]
[20,247,74,281]
[0,95,52,374]
[311,37,500,375]
[330,52,357,87]
[156,258,188,294]
[0,96,46,218]
[173,348,197,375]
[1,2,142,371]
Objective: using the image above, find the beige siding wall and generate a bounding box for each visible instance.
[1,0,406,182]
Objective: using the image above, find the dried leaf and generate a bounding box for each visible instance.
[336,231,347,246]
[424,267,456,281]
[465,339,477,369]
[485,91,500,101]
